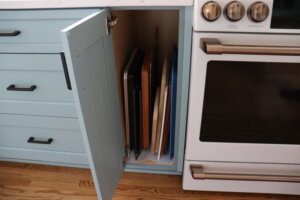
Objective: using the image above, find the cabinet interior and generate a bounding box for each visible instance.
[111,10,179,167]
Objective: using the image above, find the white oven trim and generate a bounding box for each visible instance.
[185,32,300,164]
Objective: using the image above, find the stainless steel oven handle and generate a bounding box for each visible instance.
[190,165,300,183]
[202,38,300,56]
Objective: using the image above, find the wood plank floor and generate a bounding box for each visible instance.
[0,161,298,200]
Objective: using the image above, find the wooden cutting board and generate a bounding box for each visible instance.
[150,87,160,154]
[155,56,169,153]
[141,51,152,149]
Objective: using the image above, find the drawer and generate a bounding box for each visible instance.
[0,100,77,118]
[0,114,80,130]
[0,70,73,102]
[0,126,85,153]
[183,160,300,195]
[0,9,98,53]
[0,147,88,167]
[0,54,63,71]
[0,53,76,115]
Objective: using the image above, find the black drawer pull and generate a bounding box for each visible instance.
[27,137,53,145]
[60,52,72,90]
[7,84,37,91]
[0,30,21,37]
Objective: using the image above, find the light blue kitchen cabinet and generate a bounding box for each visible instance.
[0,6,192,200]
[61,7,192,200]
[0,9,100,167]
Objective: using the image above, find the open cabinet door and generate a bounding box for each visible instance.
[61,9,125,200]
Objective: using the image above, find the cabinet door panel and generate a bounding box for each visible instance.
[61,9,125,200]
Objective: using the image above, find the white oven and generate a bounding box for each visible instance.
[186,32,300,164]
[183,0,300,195]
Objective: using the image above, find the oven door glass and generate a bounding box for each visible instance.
[271,0,300,29]
[200,61,300,145]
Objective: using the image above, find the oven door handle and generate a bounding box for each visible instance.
[190,165,300,183]
[202,38,300,56]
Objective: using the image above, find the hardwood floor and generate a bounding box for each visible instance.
[0,161,298,200]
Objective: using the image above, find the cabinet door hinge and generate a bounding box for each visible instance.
[106,16,118,35]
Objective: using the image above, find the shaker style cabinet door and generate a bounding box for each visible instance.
[61,9,125,200]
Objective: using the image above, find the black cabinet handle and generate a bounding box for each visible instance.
[0,30,21,37]
[27,137,53,145]
[7,84,37,91]
[60,52,72,90]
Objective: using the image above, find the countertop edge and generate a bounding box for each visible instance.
[0,0,194,9]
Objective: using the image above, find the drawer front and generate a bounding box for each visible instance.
[0,114,80,130]
[0,54,63,71]
[0,70,73,102]
[183,160,300,195]
[0,126,85,153]
[0,53,76,116]
[0,100,77,118]
[0,147,88,167]
[0,9,98,53]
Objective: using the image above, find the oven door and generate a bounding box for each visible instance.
[186,32,300,164]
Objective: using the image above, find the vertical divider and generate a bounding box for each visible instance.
[175,6,193,172]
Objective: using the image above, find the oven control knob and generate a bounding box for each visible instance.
[248,2,269,22]
[225,1,245,21]
[202,1,222,21]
